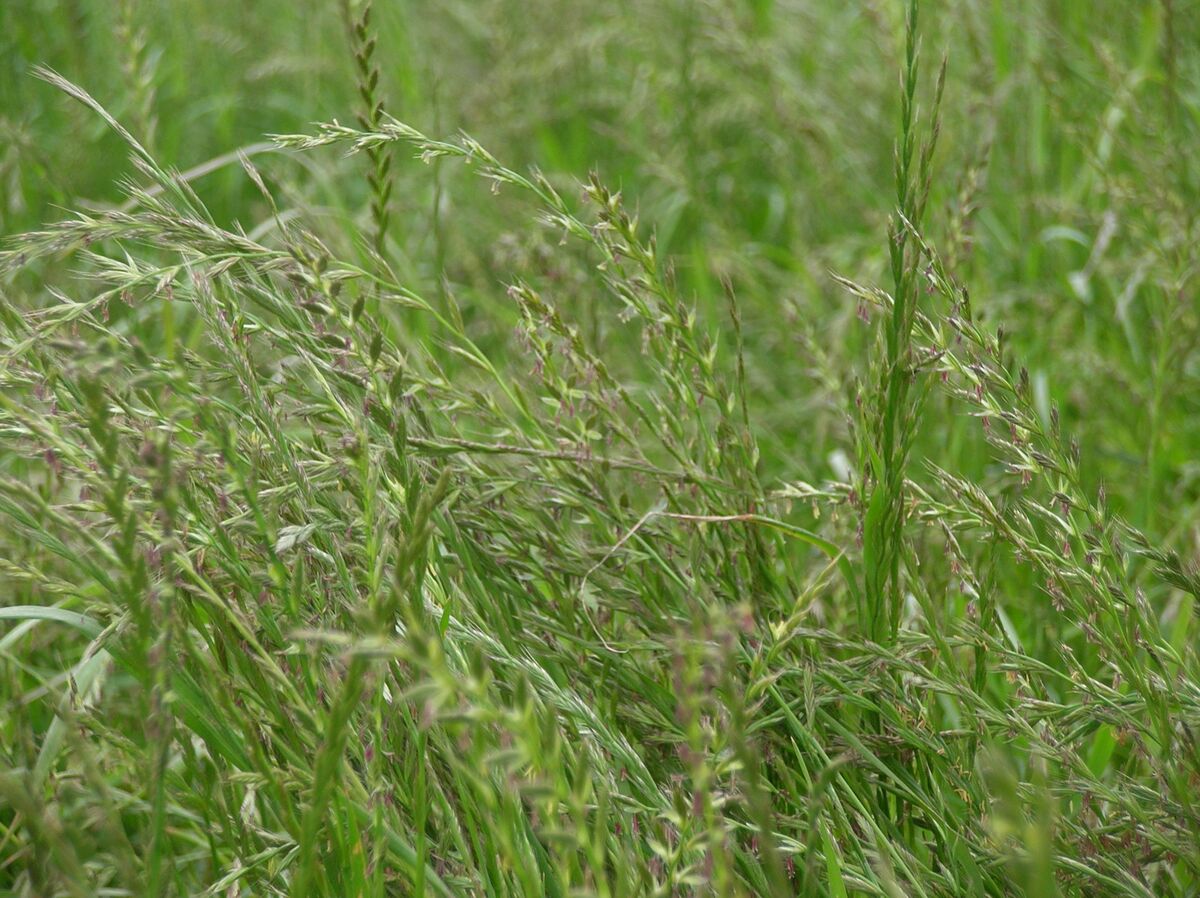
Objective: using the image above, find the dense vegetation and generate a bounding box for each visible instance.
[2,1,1199,895]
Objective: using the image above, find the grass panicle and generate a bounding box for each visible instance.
[2,2,1199,897]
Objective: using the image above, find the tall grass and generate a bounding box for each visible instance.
[2,1,1199,896]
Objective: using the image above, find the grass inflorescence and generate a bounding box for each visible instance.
[2,1,1200,896]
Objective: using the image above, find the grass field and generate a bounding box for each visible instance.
[2,0,1200,895]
